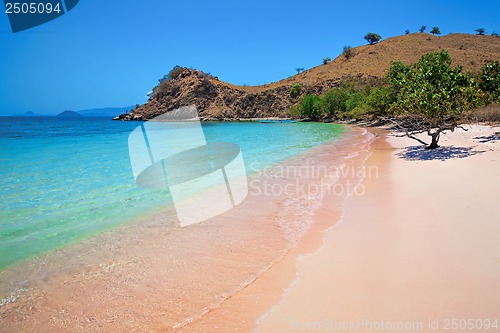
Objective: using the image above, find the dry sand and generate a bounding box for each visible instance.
[255,124,500,332]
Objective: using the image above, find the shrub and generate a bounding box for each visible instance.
[364,33,381,45]
[492,32,499,37]
[343,46,353,59]
[419,26,427,33]
[346,103,372,119]
[323,57,332,65]
[479,61,500,100]
[345,92,366,112]
[475,28,486,35]
[322,88,350,117]
[290,83,302,99]
[365,86,393,116]
[430,27,441,35]
[295,93,323,120]
[405,29,410,35]
[167,65,184,80]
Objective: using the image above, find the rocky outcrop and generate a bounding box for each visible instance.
[115,68,352,121]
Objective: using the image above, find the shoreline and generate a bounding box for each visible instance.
[173,127,376,332]
[0,125,373,332]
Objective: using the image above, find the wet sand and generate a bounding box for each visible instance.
[256,124,500,332]
[0,126,374,332]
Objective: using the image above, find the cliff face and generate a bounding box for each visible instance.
[117,33,500,121]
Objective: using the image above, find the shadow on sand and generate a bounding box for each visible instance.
[474,132,500,143]
[396,146,485,161]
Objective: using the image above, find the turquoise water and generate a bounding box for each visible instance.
[0,117,344,269]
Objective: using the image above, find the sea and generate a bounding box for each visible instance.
[0,116,345,270]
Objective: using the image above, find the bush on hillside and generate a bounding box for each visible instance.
[290,83,302,99]
[167,65,184,80]
[343,46,354,59]
[364,33,381,45]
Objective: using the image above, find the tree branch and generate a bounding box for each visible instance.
[406,134,429,146]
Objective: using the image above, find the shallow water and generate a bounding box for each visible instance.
[0,117,344,269]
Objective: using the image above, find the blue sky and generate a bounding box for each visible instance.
[0,0,499,115]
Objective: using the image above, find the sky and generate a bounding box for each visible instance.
[0,0,499,115]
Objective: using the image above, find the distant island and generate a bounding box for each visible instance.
[12,106,134,118]
[56,110,83,118]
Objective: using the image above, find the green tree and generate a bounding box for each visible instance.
[323,57,332,65]
[322,88,350,117]
[479,61,500,100]
[387,51,479,148]
[475,28,486,35]
[405,29,410,35]
[344,92,364,111]
[365,86,393,116]
[430,27,441,35]
[294,93,323,120]
[419,26,427,33]
[295,68,305,74]
[364,33,382,45]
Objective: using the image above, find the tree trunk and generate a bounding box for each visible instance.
[426,130,441,149]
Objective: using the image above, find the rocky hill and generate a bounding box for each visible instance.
[117,33,500,121]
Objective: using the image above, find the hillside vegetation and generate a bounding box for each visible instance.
[117,33,500,121]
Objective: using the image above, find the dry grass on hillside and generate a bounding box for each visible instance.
[235,33,500,93]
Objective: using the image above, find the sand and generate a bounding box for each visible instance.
[255,124,500,332]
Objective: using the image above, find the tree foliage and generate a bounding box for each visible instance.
[364,33,381,45]
[295,68,305,74]
[475,28,486,35]
[479,61,500,100]
[419,26,427,33]
[430,27,441,35]
[386,51,480,148]
[290,83,302,99]
[323,57,332,65]
[288,50,497,148]
[292,93,323,120]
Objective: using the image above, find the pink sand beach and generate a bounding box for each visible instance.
[1,124,499,332]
